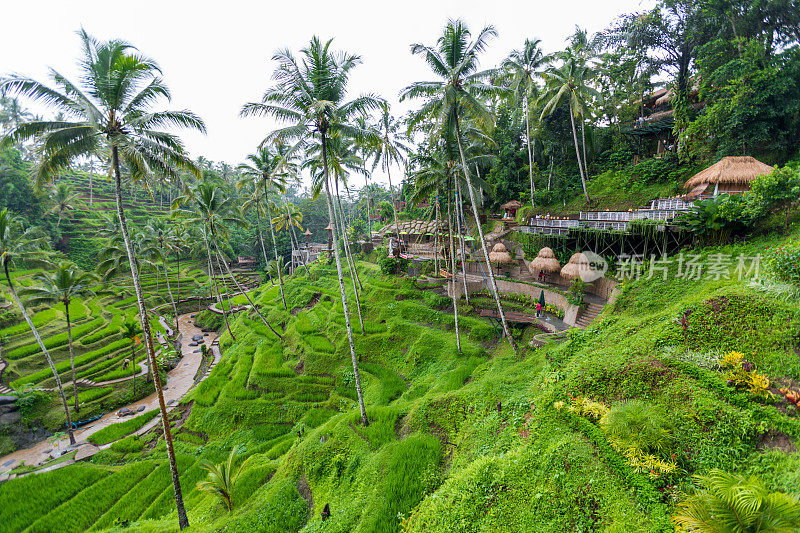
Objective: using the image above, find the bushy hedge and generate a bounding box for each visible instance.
[767,241,800,285]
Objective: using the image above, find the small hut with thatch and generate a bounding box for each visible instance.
[683,156,773,200]
[488,242,515,274]
[561,252,589,281]
[501,200,523,220]
[529,247,561,278]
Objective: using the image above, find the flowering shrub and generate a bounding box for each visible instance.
[767,241,800,285]
[717,352,773,400]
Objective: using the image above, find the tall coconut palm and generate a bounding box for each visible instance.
[121,320,143,397]
[501,38,549,205]
[402,19,517,353]
[236,146,288,309]
[538,56,601,203]
[0,30,206,529]
[48,182,83,229]
[0,209,75,444]
[369,102,410,239]
[22,261,97,412]
[304,129,367,331]
[240,36,381,425]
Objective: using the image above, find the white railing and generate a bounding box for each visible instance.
[579,211,632,221]
[529,217,579,228]
[650,198,693,210]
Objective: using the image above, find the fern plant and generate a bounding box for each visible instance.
[673,470,800,532]
[600,400,674,455]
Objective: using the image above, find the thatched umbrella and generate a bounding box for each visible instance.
[303,228,313,247]
[530,247,561,274]
[683,156,773,199]
[560,252,589,280]
[488,243,514,274]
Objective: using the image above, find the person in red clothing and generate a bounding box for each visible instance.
[535,301,542,318]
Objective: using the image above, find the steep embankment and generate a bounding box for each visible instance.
[1,231,799,531]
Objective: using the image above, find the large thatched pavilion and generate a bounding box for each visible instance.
[683,156,774,200]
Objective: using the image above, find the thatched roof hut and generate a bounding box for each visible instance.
[530,247,561,273]
[683,156,773,199]
[488,243,514,267]
[501,200,523,220]
[560,252,588,280]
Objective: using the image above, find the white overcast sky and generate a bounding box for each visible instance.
[2,0,651,186]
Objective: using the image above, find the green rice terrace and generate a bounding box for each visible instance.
[2,6,800,533]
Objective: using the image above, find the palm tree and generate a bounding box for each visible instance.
[196,447,252,511]
[502,38,549,206]
[240,36,381,425]
[271,202,303,250]
[121,320,143,397]
[266,256,288,286]
[144,220,179,333]
[402,19,517,353]
[538,55,601,203]
[237,146,289,309]
[369,102,410,239]
[22,262,97,412]
[171,224,192,300]
[48,182,83,229]
[673,470,800,532]
[174,180,283,339]
[0,209,76,444]
[0,30,206,530]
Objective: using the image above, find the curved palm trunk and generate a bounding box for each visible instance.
[206,239,234,341]
[385,160,400,250]
[569,112,590,202]
[322,133,368,426]
[112,146,188,530]
[176,251,181,300]
[454,118,517,355]
[213,243,282,339]
[446,186,461,352]
[286,200,310,275]
[580,113,588,180]
[130,342,136,397]
[455,181,470,304]
[434,194,440,273]
[525,96,535,207]
[263,187,287,310]
[254,199,270,273]
[335,180,364,292]
[333,182,365,333]
[365,174,372,238]
[65,303,79,412]
[5,264,75,444]
[161,259,179,335]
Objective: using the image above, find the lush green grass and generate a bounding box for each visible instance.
[88,409,160,445]
[3,229,800,533]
